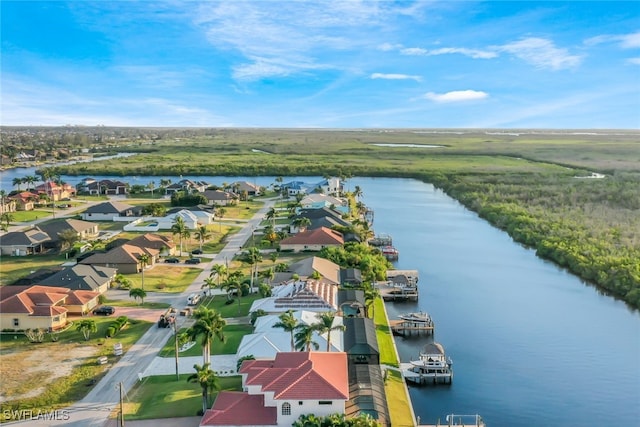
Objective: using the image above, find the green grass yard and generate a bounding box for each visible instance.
[158,324,253,358]
[124,374,242,420]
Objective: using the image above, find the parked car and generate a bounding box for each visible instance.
[185,257,201,264]
[191,249,203,255]
[164,257,180,263]
[93,306,115,315]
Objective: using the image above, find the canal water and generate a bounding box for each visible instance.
[353,177,640,427]
[1,168,638,426]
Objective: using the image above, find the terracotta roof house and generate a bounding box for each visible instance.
[36,264,117,294]
[37,219,99,247]
[127,233,177,256]
[79,243,159,274]
[0,227,51,256]
[0,285,99,330]
[279,227,344,253]
[34,180,76,201]
[81,201,139,221]
[201,190,237,206]
[250,280,339,314]
[1,197,17,214]
[200,352,348,427]
[8,191,37,211]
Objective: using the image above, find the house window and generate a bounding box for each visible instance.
[282,402,291,415]
[298,401,303,406]
[13,318,19,327]
[318,401,332,405]
[53,316,60,322]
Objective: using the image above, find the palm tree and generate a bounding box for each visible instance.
[269,252,279,264]
[57,229,78,253]
[194,225,211,252]
[24,175,37,191]
[265,207,277,228]
[273,310,298,351]
[363,285,380,319]
[187,307,226,365]
[138,253,150,290]
[243,247,262,293]
[129,287,147,305]
[210,263,227,288]
[215,207,226,232]
[259,267,275,286]
[187,363,220,415]
[12,177,24,191]
[171,216,187,255]
[202,276,216,297]
[221,271,246,315]
[292,216,311,232]
[0,212,14,232]
[353,185,363,200]
[294,323,319,352]
[313,312,346,352]
[76,319,97,341]
[147,180,155,196]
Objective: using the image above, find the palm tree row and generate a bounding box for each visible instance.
[273,310,346,352]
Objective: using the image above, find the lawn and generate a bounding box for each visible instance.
[373,298,399,367]
[4,209,53,223]
[201,293,263,318]
[0,253,68,285]
[384,368,416,427]
[125,265,202,293]
[157,324,253,358]
[124,374,242,420]
[0,317,152,417]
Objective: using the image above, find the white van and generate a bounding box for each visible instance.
[187,293,201,306]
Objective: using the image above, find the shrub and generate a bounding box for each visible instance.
[156,283,166,290]
[106,326,116,338]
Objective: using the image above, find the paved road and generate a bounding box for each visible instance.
[4,198,278,427]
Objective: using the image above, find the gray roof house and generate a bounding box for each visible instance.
[81,201,139,221]
[343,317,379,365]
[37,264,117,294]
[0,228,51,256]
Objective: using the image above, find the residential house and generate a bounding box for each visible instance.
[200,352,348,427]
[230,181,261,197]
[34,181,76,201]
[1,197,17,214]
[37,219,99,249]
[0,285,99,331]
[8,191,37,211]
[316,177,342,196]
[339,269,363,287]
[0,228,51,256]
[81,201,139,221]
[155,209,199,230]
[287,256,341,285]
[346,364,390,427]
[127,233,177,256]
[165,179,208,195]
[250,280,339,314]
[337,289,365,318]
[237,311,344,360]
[83,179,128,195]
[279,227,344,252]
[36,264,117,294]
[79,243,159,274]
[342,317,379,365]
[299,194,348,215]
[201,190,237,206]
[280,180,314,196]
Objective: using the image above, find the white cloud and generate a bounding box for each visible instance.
[400,46,497,59]
[628,57,640,65]
[371,73,422,82]
[497,37,582,70]
[585,31,640,49]
[423,90,489,103]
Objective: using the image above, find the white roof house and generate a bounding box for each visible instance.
[238,310,344,359]
[156,209,199,230]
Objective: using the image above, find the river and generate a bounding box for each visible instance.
[1,170,638,426]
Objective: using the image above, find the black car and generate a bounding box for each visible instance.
[191,249,203,255]
[185,257,201,264]
[93,306,115,315]
[164,257,180,263]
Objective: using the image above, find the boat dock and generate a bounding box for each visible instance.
[377,269,419,301]
[390,312,434,336]
[419,414,486,427]
[400,342,453,385]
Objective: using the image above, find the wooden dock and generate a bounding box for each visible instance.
[390,319,434,336]
[377,269,420,301]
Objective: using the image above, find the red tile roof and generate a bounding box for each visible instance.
[200,392,277,426]
[241,352,349,400]
[280,226,344,246]
[0,285,97,317]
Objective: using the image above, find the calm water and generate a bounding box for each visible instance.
[354,177,640,427]
[2,168,638,425]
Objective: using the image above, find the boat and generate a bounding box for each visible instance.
[369,233,393,247]
[401,342,453,385]
[399,311,432,324]
[381,245,399,260]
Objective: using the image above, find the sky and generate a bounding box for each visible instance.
[1,1,639,129]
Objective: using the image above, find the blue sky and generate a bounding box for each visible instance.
[1,1,639,128]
